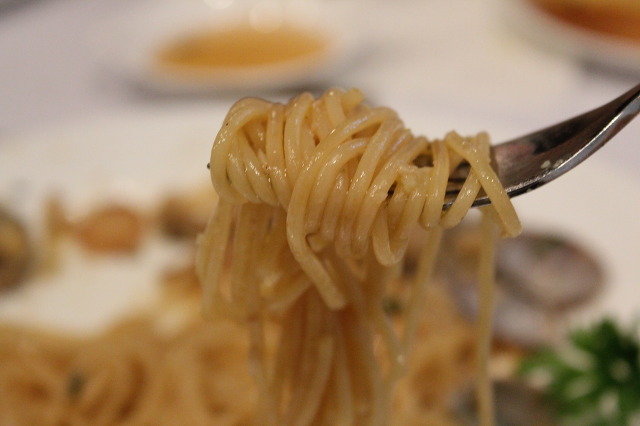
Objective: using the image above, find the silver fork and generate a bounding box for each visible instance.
[445,83,640,207]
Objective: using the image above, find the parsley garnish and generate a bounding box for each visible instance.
[520,319,640,425]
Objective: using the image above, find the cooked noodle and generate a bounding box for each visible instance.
[197,88,521,425]
[0,319,257,426]
[0,283,483,425]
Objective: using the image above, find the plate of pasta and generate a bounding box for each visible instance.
[1,91,639,424]
[498,0,640,75]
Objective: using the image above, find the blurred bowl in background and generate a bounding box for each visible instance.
[529,0,640,43]
[94,0,360,94]
[497,0,640,76]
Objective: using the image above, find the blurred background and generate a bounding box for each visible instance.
[1,0,639,148]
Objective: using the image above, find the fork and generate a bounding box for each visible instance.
[445,83,640,207]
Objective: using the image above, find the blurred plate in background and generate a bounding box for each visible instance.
[0,105,226,334]
[93,0,360,94]
[498,0,640,75]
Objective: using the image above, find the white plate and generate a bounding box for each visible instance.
[0,103,638,336]
[498,0,640,75]
[0,104,228,335]
[93,0,360,94]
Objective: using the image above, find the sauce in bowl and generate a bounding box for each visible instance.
[531,0,640,42]
[155,23,329,73]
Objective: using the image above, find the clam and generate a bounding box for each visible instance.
[438,225,604,347]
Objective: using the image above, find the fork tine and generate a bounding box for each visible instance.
[473,83,640,207]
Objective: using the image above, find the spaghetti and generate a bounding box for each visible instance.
[197,88,521,425]
[0,318,256,426]
[0,283,479,425]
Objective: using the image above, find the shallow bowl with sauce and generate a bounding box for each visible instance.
[498,0,640,75]
[97,0,358,93]
[151,21,339,91]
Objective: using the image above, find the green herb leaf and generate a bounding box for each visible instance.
[519,318,640,425]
